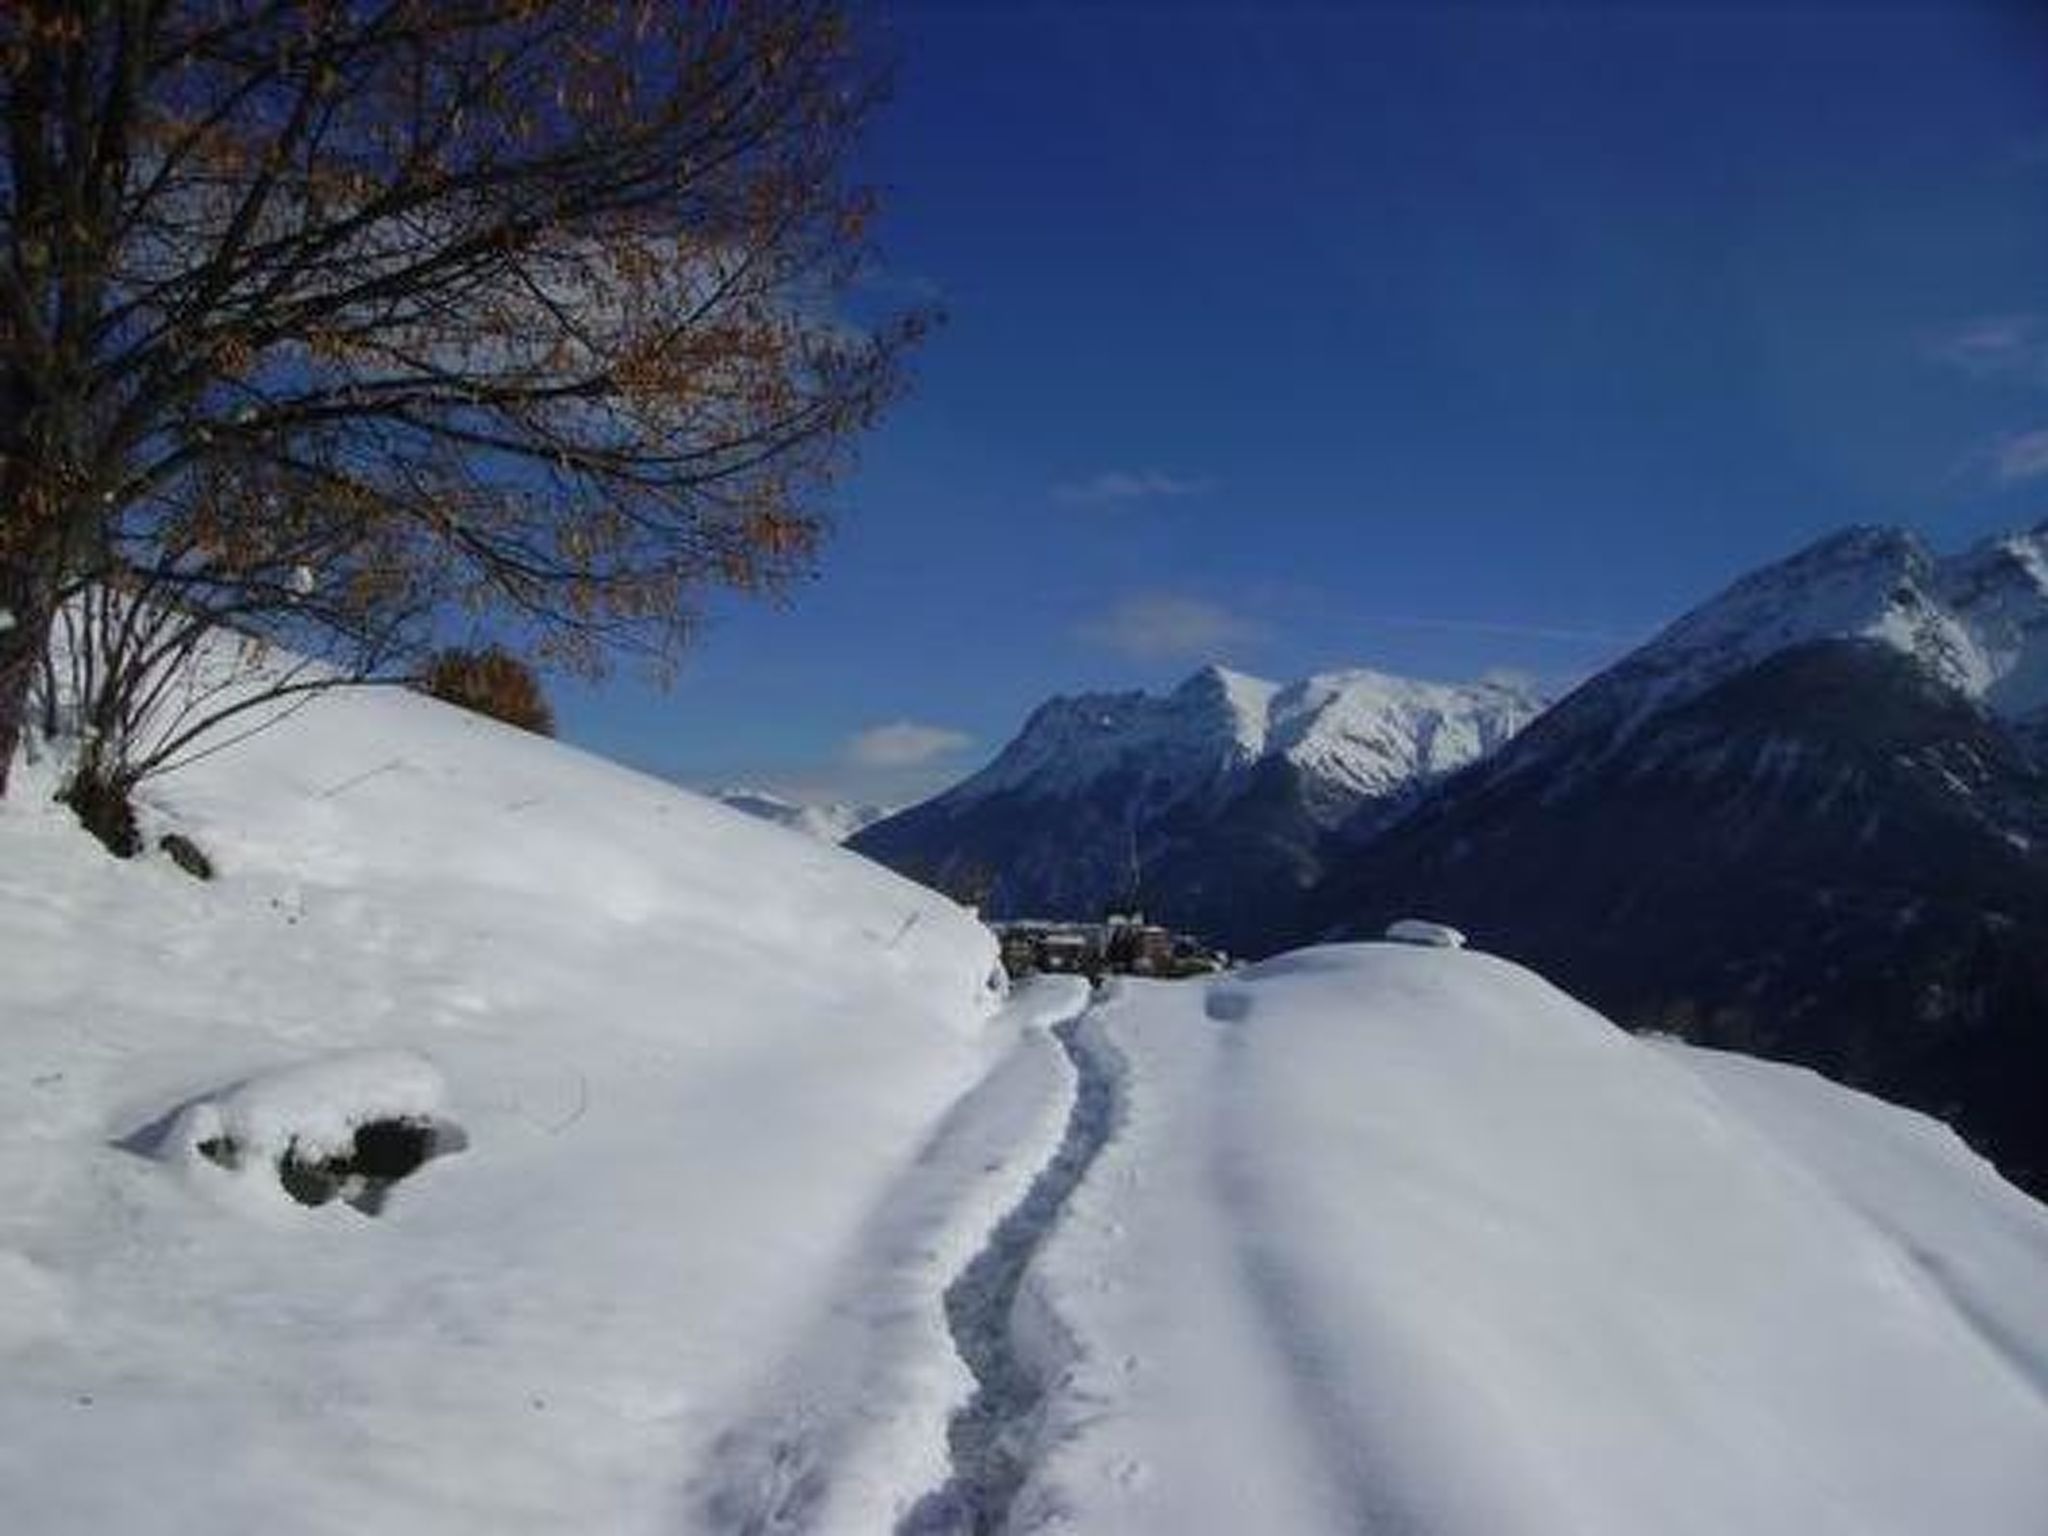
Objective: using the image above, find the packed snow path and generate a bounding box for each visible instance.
[690,978,1093,1533]
[899,1011,1128,1535]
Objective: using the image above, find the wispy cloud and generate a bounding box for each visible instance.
[1076,592,1262,662]
[1992,427,2048,486]
[1354,613,1639,646]
[1053,468,1214,506]
[843,720,974,769]
[1925,314,2047,380]
[1922,319,2048,492]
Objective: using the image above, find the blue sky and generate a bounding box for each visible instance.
[556,0,2048,805]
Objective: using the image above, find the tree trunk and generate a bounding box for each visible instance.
[0,564,51,800]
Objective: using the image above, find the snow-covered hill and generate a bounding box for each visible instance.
[1018,947,2048,1535]
[714,786,893,843]
[853,664,1542,952]
[3,673,2045,1534]
[0,684,1053,1534]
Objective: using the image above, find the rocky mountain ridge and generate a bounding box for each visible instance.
[852,663,1544,954]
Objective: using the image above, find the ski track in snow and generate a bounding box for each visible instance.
[1202,997,1426,1536]
[689,982,1091,1534]
[898,1010,1130,1536]
[1896,1243,2048,1407]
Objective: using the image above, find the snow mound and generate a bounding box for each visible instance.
[169,1048,446,1165]
[1382,917,1466,947]
[145,1049,461,1216]
[0,661,1006,1531]
[1018,943,2048,1536]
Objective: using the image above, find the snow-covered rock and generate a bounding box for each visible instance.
[167,1048,448,1167]
[145,1048,462,1217]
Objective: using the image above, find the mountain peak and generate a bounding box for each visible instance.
[1170,664,1279,754]
[1797,523,1929,565]
[1590,521,2048,729]
[921,664,1545,823]
[853,661,1547,952]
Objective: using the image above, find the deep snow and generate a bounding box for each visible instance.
[1005,948,2048,1535]
[3,676,2046,1535]
[0,682,1069,1534]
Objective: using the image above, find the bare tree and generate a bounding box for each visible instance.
[0,0,925,805]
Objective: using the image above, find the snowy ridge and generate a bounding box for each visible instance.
[946,662,1543,824]
[715,786,894,844]
[1008,947,2048,1536]
[1597,523,2048,729]
[1263,668,1539,806]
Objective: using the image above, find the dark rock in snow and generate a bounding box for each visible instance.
[277,1118,456,1214]
[159,832,214,881]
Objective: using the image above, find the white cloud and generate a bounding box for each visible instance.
[1053,468,1213,506]
[1993,427,2048,486]
[1076,592,1262,662]
[843,720,974,768]
[1922,321,2048,490]
[1926,314,2047,380]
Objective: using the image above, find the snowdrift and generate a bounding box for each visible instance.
[1015,945,2048,1536]
[0,681,1024,1533]
[3,675,2045,1535]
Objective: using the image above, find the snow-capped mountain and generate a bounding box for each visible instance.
[852,663,1543,953]
[1314,521,2048,1197]
[958,663,1539,824]
[1558,522,2048,746]
[714,786,893,844]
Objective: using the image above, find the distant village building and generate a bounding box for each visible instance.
[993,911,1227,982]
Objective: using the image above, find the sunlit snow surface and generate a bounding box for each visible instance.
[2,681,2045,1534]
[1011,949,2048,1536]
[0,685,1041,1534]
